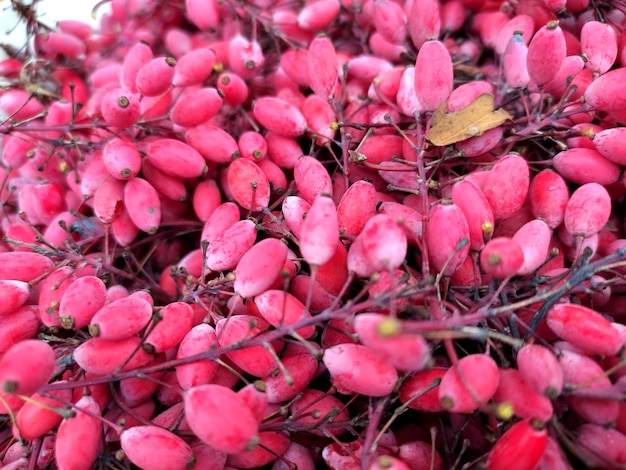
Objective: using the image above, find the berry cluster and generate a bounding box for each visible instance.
[2,0,626,469]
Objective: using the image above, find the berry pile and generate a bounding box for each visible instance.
[2,0,626,468]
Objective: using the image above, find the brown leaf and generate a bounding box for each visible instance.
[426,93,512,147]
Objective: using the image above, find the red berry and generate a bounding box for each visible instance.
[486,419,548,470]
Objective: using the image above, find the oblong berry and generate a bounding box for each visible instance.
[0,340,56,396]
[528,170,568,229]
[206,219,257,272]
[353,314,431,372]
[227,158,271,212]
[184,384,259,454]
[124,177,161,234]
[552,148,620,185]
[89,296,153,341]
[322,343,398,396]
[308,35,338,99]
[486,419,548,470]
[527,20,566,85]
[55,396,102,470]
[144,302,194,353]
[547,303,622,356]
[234,238,288,298]
[73,336,153,375]
[136,56,176,97]
[414,39,453,111]
[121,425,194,470]
[563,182,611,239]
[426,202,470,276]
[252,97,307,138]
[254,290,315,339]
[145,138,207,179]
[439,354,499,413]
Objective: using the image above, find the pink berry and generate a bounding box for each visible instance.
[414,39,453,111]
[216,315,280,377]
[184,384,259,454]
[146,138,208,179]
[206,219,257,271]
[480,237,525,279]
[290,388,350,436]
[121,425,194,470]
[526,20,566,85]
[234,238,288,298]
[575,424,626,467]
[0,280,30,316]
[101,88,140,128]
[200,202,241,245]
[55,396,103,470]
[73,336,152,375]
[294,157,333,203]
[493,368,554,422]
[136,56,177,97]
[121,42,153,92]
[263,344,319,403]
[237,381,269,424]
[353,313,430,372]
[528,170,569,229]
[585,68,626,112]
[372,0,407,45]
[103,138,142,180]
[217,72,249,105]
[252,97,307,138]
[176,324,218,390]
[482,154,530,221]
[254,289,315,339]
[322,343,398,396]
[503,32,531,88]
[426,201,471,276]
[408,0,441,49]
[89,296,153,341]
[299,195,339,266]
[13,386,72,441]
[144,301,194,353]
[297,0,341,32]
[563,182,611,238]
[59,276,107,330]
[554,147,620,185]
[512,219,552,276]
[439,354,499,413]
[308,35,338,99]
[547,303,622,356]
[238,131,268,161]
[123,177,162,234]
[186,124,240,163]
[170,87,223,128]
[0,252,54,282]
[38,266,76,328]
[173,47,216,87]
[0,306,40,355]
[559,349,619,425]
[581,20,618,74]
[226,158,271,212]
[451,179,494,251]
[360,213,408,272]
[516,344,564,398]
[0,339,56,396]
[593,127,626,165]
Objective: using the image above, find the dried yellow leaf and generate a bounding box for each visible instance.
[427,93,512,147]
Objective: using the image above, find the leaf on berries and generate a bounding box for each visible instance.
[427,93,512,146]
